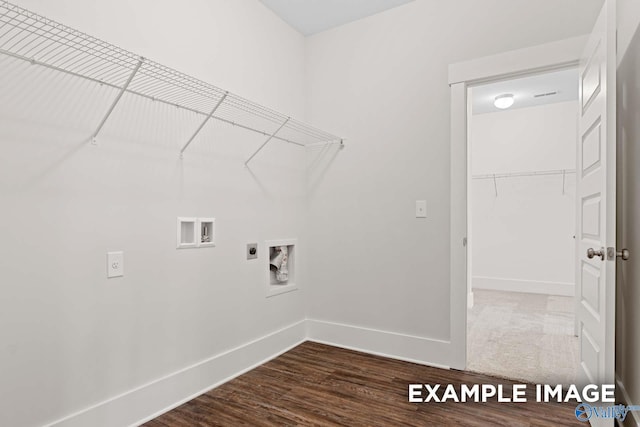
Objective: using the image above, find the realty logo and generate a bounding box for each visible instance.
[575,403,640,422]
[574,404,592,421]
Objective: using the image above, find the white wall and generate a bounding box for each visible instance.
[470,101,577,296]
[470,101,578,175]
[0,1,308,426]
[0,0,611,425]
[304,0,602,365]
[616,1,640,424]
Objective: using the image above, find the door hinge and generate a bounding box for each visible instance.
[463,237,467,247]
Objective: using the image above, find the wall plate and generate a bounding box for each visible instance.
[107,251,124,278]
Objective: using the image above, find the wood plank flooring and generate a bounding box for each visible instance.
[143,342,584,426]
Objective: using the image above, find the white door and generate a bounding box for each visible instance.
[576,1,616,425]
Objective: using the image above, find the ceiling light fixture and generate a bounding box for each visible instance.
[494,94,515,109]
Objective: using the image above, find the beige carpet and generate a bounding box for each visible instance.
[467,289,579,385]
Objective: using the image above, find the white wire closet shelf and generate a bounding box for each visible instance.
[472,169,576,179]
[0,1,343,163]
[472,169,576,197]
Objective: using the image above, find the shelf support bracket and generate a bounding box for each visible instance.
[91,56,144,145]
[179,91,228,158]
[245,117,290,167]
[493,174,498,197]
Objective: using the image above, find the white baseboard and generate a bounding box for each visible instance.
[472,276,575,296]
[44,320,307,427]
[616,375,640,427]
[306,318,450,369]
[44,319,454,426]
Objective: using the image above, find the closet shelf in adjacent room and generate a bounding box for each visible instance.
[471,169,576,180]
[0,1,343,162]
[472,169,576,197]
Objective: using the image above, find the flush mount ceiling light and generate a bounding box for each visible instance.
[494,93,515,109]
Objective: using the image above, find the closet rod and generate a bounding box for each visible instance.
[472,169,576,180]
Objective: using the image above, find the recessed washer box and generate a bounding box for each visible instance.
[177,217,216,249]
[265,238,298,298]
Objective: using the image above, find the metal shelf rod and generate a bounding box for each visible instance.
[180,91,228,157]
[91,56,144,144]
[245,117,290,166]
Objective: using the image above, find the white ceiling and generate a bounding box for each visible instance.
[259,0,415,36]
[472,68,578,115]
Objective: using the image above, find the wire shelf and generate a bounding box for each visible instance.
[472,169,576,180]
[0,1,342,158]
[472,169,575,197]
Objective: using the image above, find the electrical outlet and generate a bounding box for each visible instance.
[247,243,258,260]
[107,251,124,278]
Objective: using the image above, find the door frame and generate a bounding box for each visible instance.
[448,36,588,370]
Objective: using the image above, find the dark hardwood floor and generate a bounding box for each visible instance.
[143,342,583,426]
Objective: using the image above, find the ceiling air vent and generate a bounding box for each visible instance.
[533,91,558,98]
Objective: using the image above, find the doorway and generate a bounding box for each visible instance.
[449,11,617,397]
[465,69,580,385]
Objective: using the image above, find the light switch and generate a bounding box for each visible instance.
[107,251,124,278]
[416,200,427,218]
